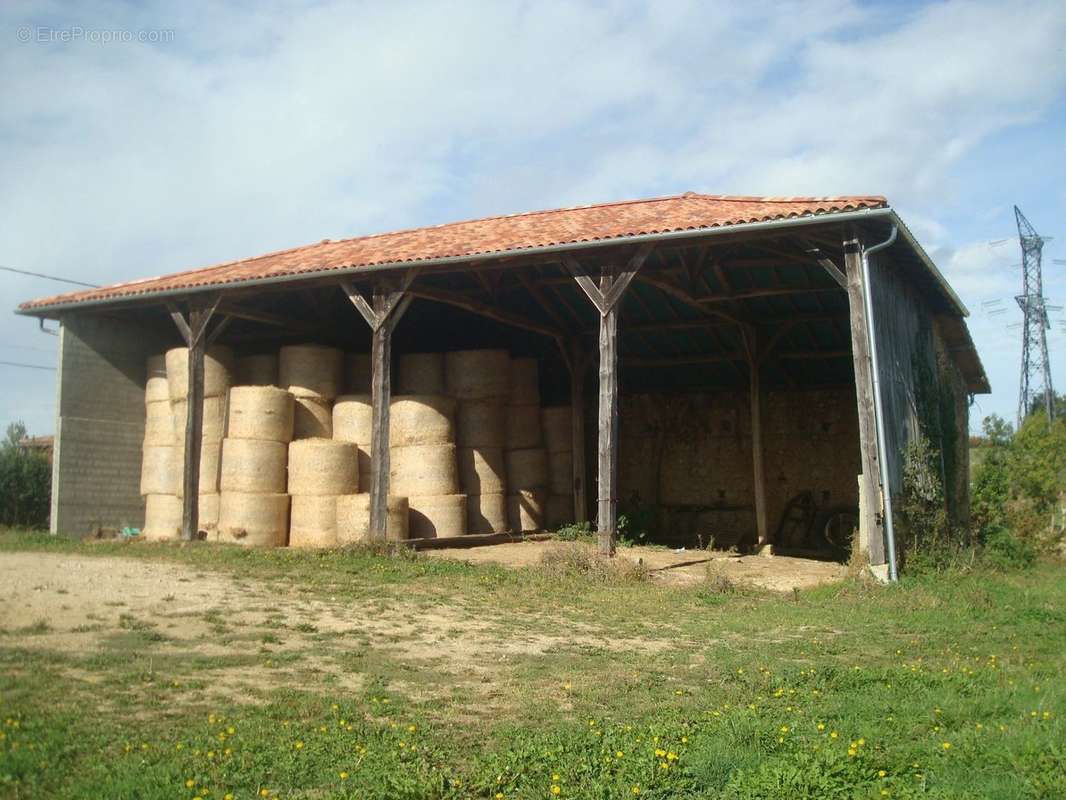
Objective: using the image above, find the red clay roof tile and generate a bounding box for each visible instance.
[18,192,886,311]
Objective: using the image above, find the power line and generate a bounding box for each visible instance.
[0,264,99,288]
[0,360,55,371]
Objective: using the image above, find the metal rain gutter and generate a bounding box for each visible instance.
[861,224,900,582]
[15,206,896,317]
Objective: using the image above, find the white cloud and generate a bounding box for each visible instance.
[1,0,1065,434]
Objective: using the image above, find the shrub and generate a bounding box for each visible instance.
[538,542,648,583]
[982,524,1038,570]
[0,421,51,529]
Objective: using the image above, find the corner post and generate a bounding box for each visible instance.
[844,239,886,565]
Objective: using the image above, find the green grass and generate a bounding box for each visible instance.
[1,529,1064,798]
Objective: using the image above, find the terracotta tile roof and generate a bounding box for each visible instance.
[18,192,886,311]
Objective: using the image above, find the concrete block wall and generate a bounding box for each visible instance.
[51,314,168,536]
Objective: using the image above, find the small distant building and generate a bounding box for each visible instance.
[18,435,54,465]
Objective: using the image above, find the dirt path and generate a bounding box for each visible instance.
[423,541,847,591]
[0,551,677,710]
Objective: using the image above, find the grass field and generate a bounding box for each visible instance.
[0,529,1063,799]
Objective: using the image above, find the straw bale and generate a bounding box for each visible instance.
[279,344,343,399]
[288,438,358,495]
[335,494,409,543]
[389,444,459,496]
[457,446,506,494]
[466,492,508,534]
[456,400,506,447]
[444,349,509,400]
[390,395,455,446]
[217,491,289,547]
[165,345,234,400]
[408,494,467,538]
[227,385,294,442]
[219,438,287,494]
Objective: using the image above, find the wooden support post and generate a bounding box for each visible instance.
[597,266,620,556]
[341,271,417,540]
[563,244,653,555]
[167,295,225,542]
[744,326,769,552]
[844,239,886,565]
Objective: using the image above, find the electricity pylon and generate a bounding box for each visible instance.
[1014,205,1055,426]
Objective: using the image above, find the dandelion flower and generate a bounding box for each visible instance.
[339,772,349,780]
[942,742,952,750]
[186,780,196,789]
[551,786,561,795]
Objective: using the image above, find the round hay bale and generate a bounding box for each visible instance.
[288,438,358,496]
[456,401,506,447]
[199,493,220,535]
[541,406,572,453]
[279,344,343,399]
[506,447,548,490]
[142,493,182,541]
[390,444,459,496]
[218,491,289,547]
[545,494,574,529]
[408,494,467,539]
[175,439,223,497]
[444,350,510,400]
[507,489,546,533]
[288,494,339,549]
[508,357,540,405]
[397,353,445,395]
[457,447,506,494]
[506,404,542,449]
[345,352,371,393]
[145,355,170,403]
[227,386,294,442]
[172,395,228,443]
[390,395,456,446]
[293,396,333,440]
[220,438,287,494]
[144,400,175,445]
[336,494,409,544]
[235,353,278,386]
[548,449,573,496]
[333,394,372,446]
[165,346,234,400]
[140,445,176,496]
[466,492,508,534]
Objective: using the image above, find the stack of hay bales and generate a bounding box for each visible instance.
[217,386,293,546]
[166,345,234,538]
[505,357,547,533]
[447,350,509,535]
[280,344,343,439]
[141,354,180,541]
[288,438,358,548]
[332,391,410,543]
[542,406,575,528]
[390,393,464,538]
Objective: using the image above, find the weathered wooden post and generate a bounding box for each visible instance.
[341,270,418,540]
[742,325,770,552]
[167,294,228,541]
[563,244,653,556]
[843,238,886,565]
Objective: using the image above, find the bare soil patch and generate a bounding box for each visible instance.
[422,540,846,591]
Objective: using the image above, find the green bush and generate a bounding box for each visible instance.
[0,421,50,529]
[983,524,1038,571]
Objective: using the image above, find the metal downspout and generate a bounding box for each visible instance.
[861,225,899,581]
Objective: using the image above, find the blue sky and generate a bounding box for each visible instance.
[2,0,1065,436]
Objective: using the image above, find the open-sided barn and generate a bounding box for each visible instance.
[16,193,988,580]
